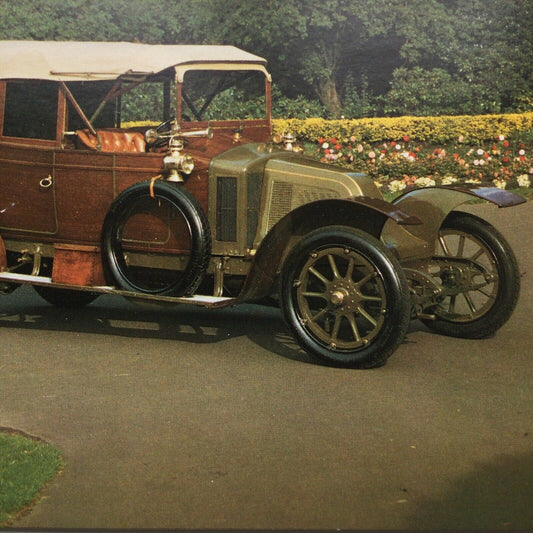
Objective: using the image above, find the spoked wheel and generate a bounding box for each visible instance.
[280,226,411,368]
[102,180,211,297]
[421,211,520,338]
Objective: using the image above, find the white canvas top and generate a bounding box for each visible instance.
[0,41,270,82]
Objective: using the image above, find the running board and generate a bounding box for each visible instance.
[0,272,236,309]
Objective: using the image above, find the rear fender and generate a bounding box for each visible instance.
[237,197,420,302]
[390,186,525,244]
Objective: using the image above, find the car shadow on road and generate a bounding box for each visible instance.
[0,288,317,365]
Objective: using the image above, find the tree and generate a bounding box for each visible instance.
[199,0,395,117]
[390,0,533,113]
[1,0,531,116]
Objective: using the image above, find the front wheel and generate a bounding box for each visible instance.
[421,211,520,338]
[280,226,411,368]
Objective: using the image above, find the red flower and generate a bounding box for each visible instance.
[318,137,325,144]
[504,140,510,148]
[403,135,410,142]
[331,138,338,144]
[335,144,342,151]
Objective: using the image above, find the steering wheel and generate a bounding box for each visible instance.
[156,118,175,134]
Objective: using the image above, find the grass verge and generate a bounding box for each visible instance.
[0,430,63,525]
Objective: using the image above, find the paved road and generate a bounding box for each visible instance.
[1,201,532,530]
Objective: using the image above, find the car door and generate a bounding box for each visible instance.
[0,81,58,235]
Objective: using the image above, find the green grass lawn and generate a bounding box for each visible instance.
[0,431,63,525]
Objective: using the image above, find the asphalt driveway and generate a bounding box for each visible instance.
[1,201,532,530]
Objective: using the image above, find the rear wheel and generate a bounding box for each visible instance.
[34,286,99,308]
[421,211,520,338]
[280,226,410,368]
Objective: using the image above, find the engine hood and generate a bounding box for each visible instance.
[209,142,380,198]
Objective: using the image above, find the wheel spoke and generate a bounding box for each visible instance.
[302,290,328,300]
[309,266,330,286]
[331,314,342,341]
[347,313,362,342]
[475,287,496,300]
[448,294,456,314]
[310,306,329,323]
[357,306,378,327]
[327,254,341,279]
[463,292,477,314]
[359,293,382,303]
[439,235,451,256]
[457,234,466,257]
[469,248,485,263]
[354,271,374,288]
[345,256,355,281]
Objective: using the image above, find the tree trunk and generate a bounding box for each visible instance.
[315,77,343,117]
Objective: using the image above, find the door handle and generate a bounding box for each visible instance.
[39,175,53,189]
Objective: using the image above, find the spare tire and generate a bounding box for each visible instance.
[101,179,211,297]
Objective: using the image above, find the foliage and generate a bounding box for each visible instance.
[271,88,327,120]
[306,129,533,194]
[273,113,533,145]
[380,68,483,116]
[0,432,62,525]
[0,0,532,118]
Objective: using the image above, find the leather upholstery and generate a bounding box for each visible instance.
[76,129,146,152]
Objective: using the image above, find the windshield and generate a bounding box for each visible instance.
[65,69,267,129]
[181,70,267,122]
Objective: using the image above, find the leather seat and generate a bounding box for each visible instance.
[76,129,146,152]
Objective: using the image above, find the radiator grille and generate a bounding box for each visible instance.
[268,181,293,230]
[267,180,339,230]
[216,177,237,241]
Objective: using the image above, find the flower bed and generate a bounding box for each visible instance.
[307,134,532,194]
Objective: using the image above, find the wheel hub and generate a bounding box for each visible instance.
[330,289,347,306]
[329,280,363,313]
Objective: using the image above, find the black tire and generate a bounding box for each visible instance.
[101,180,211,297]
[280,226,411,368]
[421,211,520,338]
[34,286,99,308]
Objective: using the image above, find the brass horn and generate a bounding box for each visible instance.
[179,127,213,140]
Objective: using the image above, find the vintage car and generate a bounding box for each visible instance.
[0,40,524,368]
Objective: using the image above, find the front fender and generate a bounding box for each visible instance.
[390,185,525,244]
[237,196,420,302]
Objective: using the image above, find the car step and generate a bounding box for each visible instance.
[0,272,236,308]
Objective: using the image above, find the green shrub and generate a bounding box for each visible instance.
[273,112,533,145]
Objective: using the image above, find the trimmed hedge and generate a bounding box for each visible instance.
[273,112,533,145]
